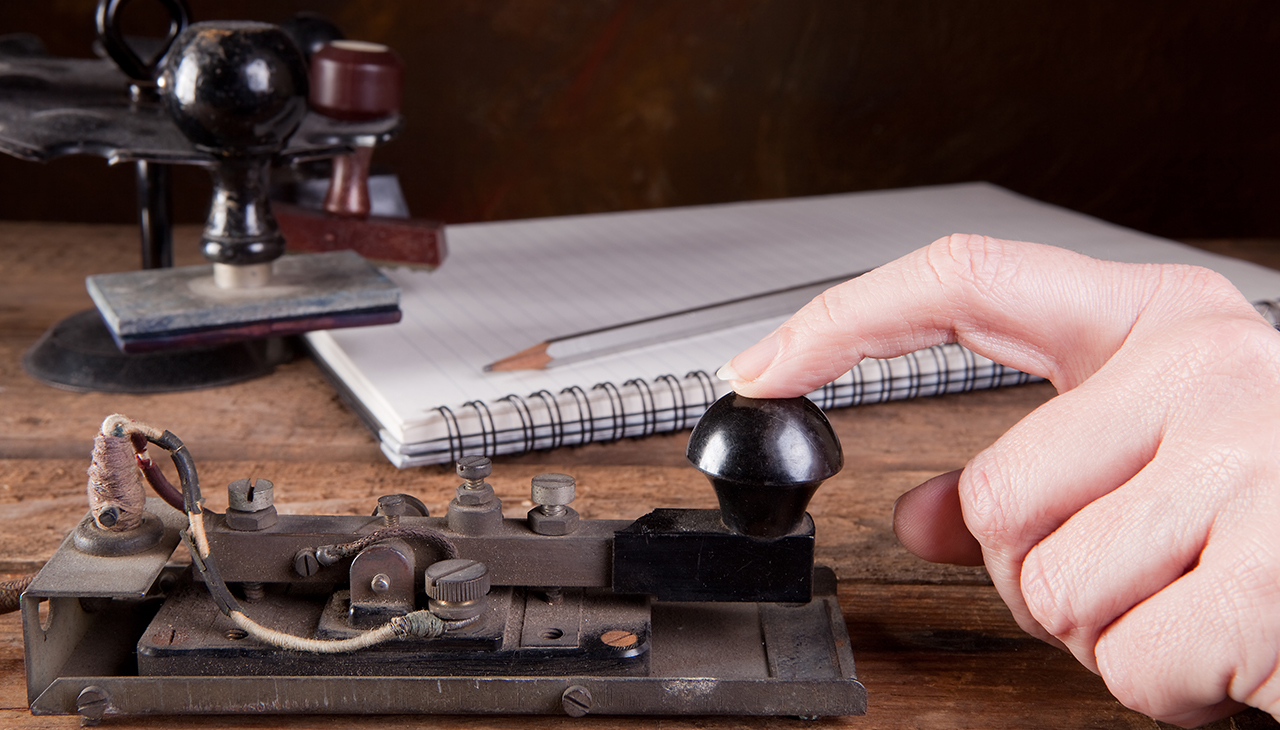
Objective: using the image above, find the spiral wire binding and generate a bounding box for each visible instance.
[531,390,565,450]
[903,349,922,401]
[656,374,688,430]
[687,370,715,411]
[623,378,656,437]
[499,394,534,453]
[960,345,979,391]
[591,381,625,442]
[929,345,950,395]
[561,385,594,447]
[464,400,497,457]
[398,349,1052,465]
[432,405,461,464]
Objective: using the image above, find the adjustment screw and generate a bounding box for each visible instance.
[531,473,575,516]
[456,456,492,484]
[561,684,592,717]
[424,558,490,603]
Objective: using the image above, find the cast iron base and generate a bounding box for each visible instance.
[22,309,291,393]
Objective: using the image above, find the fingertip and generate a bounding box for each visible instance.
[722,331,780,384]
[714,361,742,383]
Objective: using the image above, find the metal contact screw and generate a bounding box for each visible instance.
[456,455,492,488]
[531,473,575,516]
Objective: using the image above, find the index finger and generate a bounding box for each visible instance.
[718,234,1182,398]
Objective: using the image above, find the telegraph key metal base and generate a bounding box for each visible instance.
[22,506,864,719]
[21,394,866,721]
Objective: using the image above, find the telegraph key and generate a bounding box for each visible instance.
[19,394,867,719]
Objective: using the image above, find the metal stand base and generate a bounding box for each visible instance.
[22,309,291,393]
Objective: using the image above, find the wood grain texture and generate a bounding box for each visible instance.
[2,224,1279,728]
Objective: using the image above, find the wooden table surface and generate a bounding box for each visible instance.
[2,223,1278,730]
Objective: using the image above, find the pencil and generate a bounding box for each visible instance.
[484,270,866,371]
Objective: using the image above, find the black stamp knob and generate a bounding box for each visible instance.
[686,393,843,538]
[160,20,308,153]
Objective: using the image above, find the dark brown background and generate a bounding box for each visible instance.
[3,0,1278,238]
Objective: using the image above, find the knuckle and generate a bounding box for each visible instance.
[1157,265,1248,310]
[1019,545,1079,639]
[806,288,845,331]
[1161,316,1280,411]
[924,233,1023,293]
[957,452,1013,544]
[1094,630,1162,718]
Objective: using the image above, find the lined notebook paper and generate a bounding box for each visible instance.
[305,183,1280,467]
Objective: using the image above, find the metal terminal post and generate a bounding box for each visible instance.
[225,478,278,531]
[528,473,579,536]
[447,457,502,535]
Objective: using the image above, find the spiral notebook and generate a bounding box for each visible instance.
[304,183,1280,468]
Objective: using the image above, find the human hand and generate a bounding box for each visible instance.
[718,235,1280,726]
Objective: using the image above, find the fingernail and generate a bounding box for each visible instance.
[715,361,741,382]
[717,332,780,383]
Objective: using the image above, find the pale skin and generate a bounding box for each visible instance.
[717,234,1280,726]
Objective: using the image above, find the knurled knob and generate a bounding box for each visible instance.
[424,558,490,603]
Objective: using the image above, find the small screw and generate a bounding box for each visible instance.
[561,684,592,717]
[76,685,110,723]
[97,506,119,528]
[377,494,405,527]
[370,573,391,593]
[294,549,321,577]
[601,629,639,648]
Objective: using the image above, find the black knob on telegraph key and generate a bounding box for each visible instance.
[687,393,843,538]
